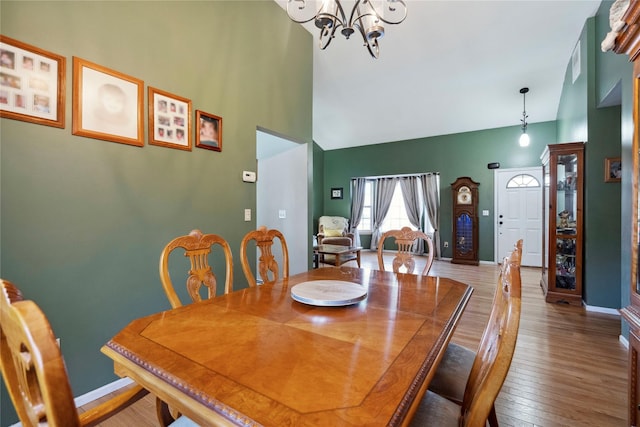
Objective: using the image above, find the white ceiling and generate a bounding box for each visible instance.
[275,0,602,151]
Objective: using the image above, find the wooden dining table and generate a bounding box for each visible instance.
[102,266,473,427]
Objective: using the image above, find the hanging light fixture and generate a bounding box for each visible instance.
[519,87,530,147]
[286,0,408,59]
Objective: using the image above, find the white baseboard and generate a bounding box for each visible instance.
[584,304,621,316]
[9,378,133,427]
[74,377,133,407]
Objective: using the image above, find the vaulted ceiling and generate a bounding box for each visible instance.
[275,0,602,151]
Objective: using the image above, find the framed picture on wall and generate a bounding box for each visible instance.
[331,187,343,199]
[148,87,192,151]
[195,110,222,152]
[72,57,144,146]
[0,35,66,128]
[605,157,621,183]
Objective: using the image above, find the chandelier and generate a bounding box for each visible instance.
[286,0,408,59]
[519,87,530,147]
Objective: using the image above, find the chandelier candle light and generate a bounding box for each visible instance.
[286,0,407,59]
[519,87,530,147]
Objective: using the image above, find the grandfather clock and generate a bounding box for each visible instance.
[451,177,479,265]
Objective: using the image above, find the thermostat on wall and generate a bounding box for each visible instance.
[242,171,257,183]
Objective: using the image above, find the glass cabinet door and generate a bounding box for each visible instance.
[555,153,578,290]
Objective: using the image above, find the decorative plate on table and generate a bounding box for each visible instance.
[291,280,367,307]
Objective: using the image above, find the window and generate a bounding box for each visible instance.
[357,181,373,232]
[356,178,437,235]
[381,182,415,231]
[506,174,540,188]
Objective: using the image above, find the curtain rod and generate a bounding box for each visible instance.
[351,172,439,180]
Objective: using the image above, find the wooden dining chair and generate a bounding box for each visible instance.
[377,226,435,275]
[240,226,289,287]
[159,229,233,309]
[410,239,523,427]
[0,279,154,427]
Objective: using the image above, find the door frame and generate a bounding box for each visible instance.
[493,166,543,265]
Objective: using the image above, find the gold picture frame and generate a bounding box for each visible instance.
[605,157,621,183]
[0,35,66,128]
[72,57,144,146]
[148,86,192,151]
[195,110,222,152]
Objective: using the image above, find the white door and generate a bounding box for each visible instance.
[495,167,543,267]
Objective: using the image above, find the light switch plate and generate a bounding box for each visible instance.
[244,209,251,221]
[482,210,490,216]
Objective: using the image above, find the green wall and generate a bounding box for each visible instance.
[322,121,557,260]
[0,1,312,424]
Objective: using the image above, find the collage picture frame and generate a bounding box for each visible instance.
[0,35,66,128]
[148,87,192,151]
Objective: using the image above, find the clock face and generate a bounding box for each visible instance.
[457,186,472,205]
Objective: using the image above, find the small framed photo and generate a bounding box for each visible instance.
[149,87,192,151]
[195,110,222,152]
[331,187,343,199]
[72,57,143,146]
[0,35,65,128]
[605,157,622,183]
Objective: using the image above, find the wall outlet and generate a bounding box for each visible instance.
[244,208,251,221]
[443,241,449,248]
[279,209,286,219]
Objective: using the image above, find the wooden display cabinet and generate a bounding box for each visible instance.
[608,1,640,425]
[540,142,584,306]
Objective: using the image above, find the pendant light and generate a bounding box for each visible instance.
[519,87,530,147]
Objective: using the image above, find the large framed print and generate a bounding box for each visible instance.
[148,87,192,151]
[72,57,144,147]
[0,35,66,128]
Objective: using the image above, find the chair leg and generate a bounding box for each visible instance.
[488,404,499,427]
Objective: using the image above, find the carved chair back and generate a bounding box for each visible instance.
[240,226,289,287]
[159,229,234,309]
[377,226,435,276]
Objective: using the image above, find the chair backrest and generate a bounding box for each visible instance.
[460,239,522,427]
[377,226,435,276]
[0,279,81,427]
[159,229,234,308]
[318,216,349,236]
[240,226,289,287]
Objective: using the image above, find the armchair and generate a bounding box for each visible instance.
[317,216,354,247]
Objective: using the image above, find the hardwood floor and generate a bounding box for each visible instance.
[85,251,627,426]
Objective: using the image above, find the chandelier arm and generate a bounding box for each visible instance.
[286,0,347,26]
[318,22,341,50]
[346,0,365,27]
[367,0,408,24]
[351,21,379,58]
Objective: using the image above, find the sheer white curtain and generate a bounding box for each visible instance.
[399,176,424,254]
[420,173,441,258]
[349,178,367,247]
[369,177,397,250]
